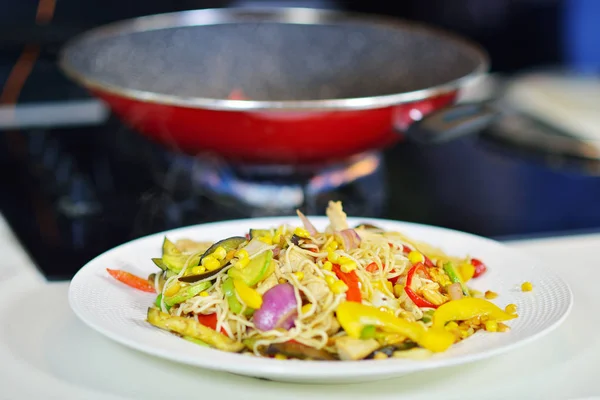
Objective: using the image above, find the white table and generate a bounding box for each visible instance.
[0,214,598,400]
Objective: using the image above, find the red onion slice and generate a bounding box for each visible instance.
[335,229,362,250]
[253,283,299,331]
[296,210,318,236]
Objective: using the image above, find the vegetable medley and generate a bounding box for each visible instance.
[108,201,518,361]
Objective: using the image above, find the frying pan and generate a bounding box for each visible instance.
[59,8,494,165]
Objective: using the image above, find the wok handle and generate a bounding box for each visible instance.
[403,102,499,145]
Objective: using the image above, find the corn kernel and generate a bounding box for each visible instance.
[274,354,287,360]
[445,321,459,331]
[259,236,273,245]
[272,234,281,245]
[322,261,333,271]
[225,250,236,261]
[327,251,340,263]
[408,251,425,264]
[505,303,518,314]
[485,320,498,332]
[521,281,533,292]
[293,271,304,281]
[385,280,394,293]
[373,352,388,360]
[212,246,227,261]
[236,249,249,259]
[164,283,181,297]
[497,322,511,332]
[234,257,250,269]
[301,303,313,315]
[191,266,206,275]
[339,256,353,264]
[484,290,498,299]
[340,262,357,273]
[278,278,287,284]
[199,291,209,297]
[331,280,349,294]
[294,227,311,238]
[327,241,339,251]
[393,284,405,298]
[325,275,337,286]
[379,306,394,315]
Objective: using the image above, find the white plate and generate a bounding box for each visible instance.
[69,217,573,383]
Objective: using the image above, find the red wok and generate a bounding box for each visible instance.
[59,8,492,165]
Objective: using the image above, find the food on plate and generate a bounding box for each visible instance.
[107,201,518,361]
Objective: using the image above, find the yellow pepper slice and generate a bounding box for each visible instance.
[233,279,263,309]
[336,302,454,353]
[458,262,475,282]
[432,297,517,329]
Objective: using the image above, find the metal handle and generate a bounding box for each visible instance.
[404,102,499,145]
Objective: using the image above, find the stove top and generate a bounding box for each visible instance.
[3,108,600,281]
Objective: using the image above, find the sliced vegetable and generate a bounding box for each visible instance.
[253,283,298,331]
[355,223,384,232]
[233,279,263,309]
[223,277,250,315]
[159,237,200,273]
[196,313,228,335]
[228,249,273,286]
[360,325,377,339]
[296,210,318,236]
[336,302,454,353]
[266,341,336,361]
[404,263,439,309]
[471,258,487,278]
[332,264,362,302]
[458,262,475,282]
[249,229,272,239]
[366,262,379,273]
[164,281,211,307]
[432,298,517,329]
[335,229,361,251]
[107,268,155,293]
[443,262,470,296]
[335,336,380,361]
[152,258,169,271]
[447,282,464,301]
[147,308,243,352]
[178,236,246,283]
[183,336,210,347]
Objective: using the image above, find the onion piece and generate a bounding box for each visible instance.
[253,283,298,331]
[335,229,361,250]
[447,283,464,301]
[296,210,318,236]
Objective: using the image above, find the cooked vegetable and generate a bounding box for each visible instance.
[335,229,361,251]
[335,336,380,361]
[296,210,318,236]
[228,249,273,286]
[471,258,487,278]
[223,278,247,315]
[178,236,246,283]
[332,265,362,302]
[432,298,517,329]
[249,229,272,239]
[443,262,470,296]
[183,336,210,347]
[447,282,464,301]
[147,308,243,351]
[266,341,336,361]
[404,263,439,309]
[336,302,454,353]
[164,281,212,307]
[253,283,298,331]
[233,279,263,309]
[107,268,155,293]
[196,313,228,335]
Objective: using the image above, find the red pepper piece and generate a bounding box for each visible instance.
[366,262,379,273]
[197,313,229,336]
[471,258,487,278]
[404,262,439,309]
[106,268,155,293]
[332,264,362,302]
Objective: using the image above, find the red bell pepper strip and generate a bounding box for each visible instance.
[197,313,229,336]
[366,262,379,273]
[332,264,362,302]
[471,258,487,278]
[404,263,439,309]
[106,268,155,293]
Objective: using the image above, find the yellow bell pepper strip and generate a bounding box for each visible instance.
[233,279,263,309]
[106,268,155,293]
[432,297,518,329]
[458,262,475,282]
[164,281,211,307]
[443,262,470,296]
[336,302,454,353]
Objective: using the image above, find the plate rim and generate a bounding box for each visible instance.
[68,216,574,380]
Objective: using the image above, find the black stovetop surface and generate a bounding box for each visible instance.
[3,115,600,281]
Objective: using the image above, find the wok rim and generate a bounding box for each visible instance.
[59,7,490,111]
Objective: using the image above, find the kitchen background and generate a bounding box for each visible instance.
[1,0,600,280]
